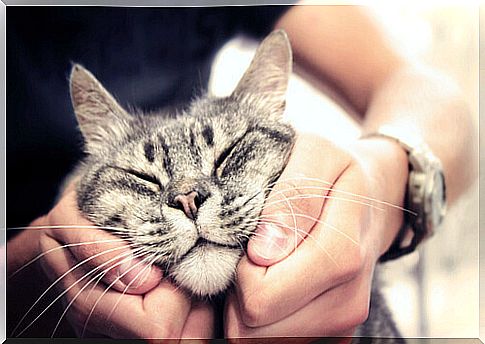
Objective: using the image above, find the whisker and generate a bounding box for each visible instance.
[11,244,138,337]
[260,213,359,246]
[102,253,159,328]
[52,249,152,338]
[9,238,128,279]
[264,193,385,212]
[28,247,147,338]
[237,230,289,256]
[265,175,333,189]
[17,247,144,337]
[256,219,340,268]
[264,178,415,215]
[6,224,139,232]
[270,188,299,252]
[81,242,158,304]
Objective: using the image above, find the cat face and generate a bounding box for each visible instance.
[71,31,296,297]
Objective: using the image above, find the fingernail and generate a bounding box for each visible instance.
[252,223,289,260]
[117,256,152,289]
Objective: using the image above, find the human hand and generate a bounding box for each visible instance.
[224,133,408,340]
[9,184,214,340]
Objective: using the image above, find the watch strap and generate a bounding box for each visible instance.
[361,127,437,262]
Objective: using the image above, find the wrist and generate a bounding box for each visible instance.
[357,135,408,171]
[360,125,448,261]
[351,137,409,257]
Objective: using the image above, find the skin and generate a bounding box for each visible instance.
[224,4,476,340]
[7,183,214,340]
[6,4,477,341]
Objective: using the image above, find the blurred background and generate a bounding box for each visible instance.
[210,4,479,339]
[3,3,480,341]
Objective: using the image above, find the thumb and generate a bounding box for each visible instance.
[48,189,163,294]
[246,175,325,266]
[246,134,352,266]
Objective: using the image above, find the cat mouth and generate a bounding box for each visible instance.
[193,237,239,249]
[176,237,240,262]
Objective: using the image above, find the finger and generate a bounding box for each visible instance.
[77,280,191,339]
[237,164,369,327]
[40,234,191,339]
[247,134,352,266]
[137,280,192,340]
[226,272,369,338]
[226,291,320,343]
[47,188,162,294]
[180,301,214,340]
[17,234,136,337]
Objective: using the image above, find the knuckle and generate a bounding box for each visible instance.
[347,161,368,190]
[349,299,370,328]
[38,232,51,253]
[47,196,70,224]
[265,180,323,232]
[339,245,365,281]
[75,239,98,259]
[288,184,320,216]
[147,320,180,339]
[225,319,242,339]
[239,289,271,327]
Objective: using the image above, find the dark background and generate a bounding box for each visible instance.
[6,6,289,234]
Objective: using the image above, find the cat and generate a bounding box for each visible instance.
[69,30,404,343]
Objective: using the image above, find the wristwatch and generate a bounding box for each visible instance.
[362,125,447,262]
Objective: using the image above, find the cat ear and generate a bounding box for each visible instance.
[231,30,292,117]
[70,64,131,154]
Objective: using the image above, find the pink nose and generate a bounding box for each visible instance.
[173,191,201,220]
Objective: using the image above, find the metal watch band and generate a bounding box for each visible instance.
[361,126,446,262]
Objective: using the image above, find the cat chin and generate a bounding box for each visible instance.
[169,244,243,298]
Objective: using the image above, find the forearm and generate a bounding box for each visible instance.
[361,63,477,203]
[276,5,403,115]
[277,4,477,204]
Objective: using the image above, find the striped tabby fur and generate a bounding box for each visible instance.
[69,30,404,341]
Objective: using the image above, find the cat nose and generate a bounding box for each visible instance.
[171,191,208,220]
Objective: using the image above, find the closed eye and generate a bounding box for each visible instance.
[214,144,235,170]
[127,169,161,187]
[109,165,162,188]
[214,135,246,169]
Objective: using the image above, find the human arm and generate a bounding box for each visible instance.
[225,4,476,339]
[7,184,214,339]
[279,5,476,202]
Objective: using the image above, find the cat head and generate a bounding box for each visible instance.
[70,30,296,297]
